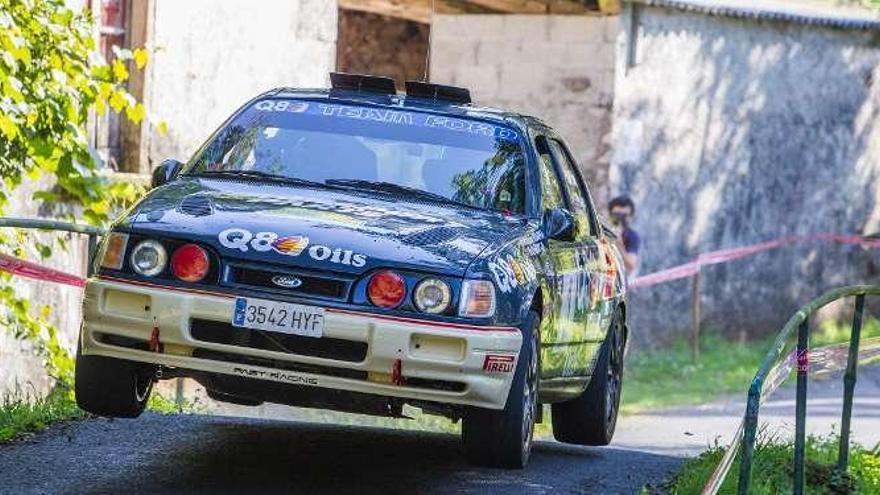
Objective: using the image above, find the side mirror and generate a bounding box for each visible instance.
[544,208,575,241]
[151,159,183,188]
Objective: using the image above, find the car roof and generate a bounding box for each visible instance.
[264,87,549,130]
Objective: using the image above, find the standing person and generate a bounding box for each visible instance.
[608,195,641,278]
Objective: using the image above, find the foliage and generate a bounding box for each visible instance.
[622,318,880,413]
[665,434,880,494]
[0,385,82,442]
[0,0,153,223]
[0,0,154,414]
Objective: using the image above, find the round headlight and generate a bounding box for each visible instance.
[413,278,452,314]
[130,239,167,277]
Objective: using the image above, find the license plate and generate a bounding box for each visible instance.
[232,297,324,338]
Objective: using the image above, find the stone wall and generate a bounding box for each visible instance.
[429,14,618,207]
[611,3,880,346]
[145,0,338,165]
[0,181,89,397]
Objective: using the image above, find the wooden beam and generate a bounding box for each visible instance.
[545,0,594,14]
[337,0,603,22]
[597,0,621,14]
[464,0,548,14]
[338,0,434,24]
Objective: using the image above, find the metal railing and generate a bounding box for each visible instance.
[0,217,105,276]
[702,285,880,494]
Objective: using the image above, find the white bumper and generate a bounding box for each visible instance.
[81,277,523,410]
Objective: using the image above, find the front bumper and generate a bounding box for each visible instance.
[81,277,522,410]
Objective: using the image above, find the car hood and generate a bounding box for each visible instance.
[119,177,526,276]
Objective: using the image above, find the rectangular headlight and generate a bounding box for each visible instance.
[458,279,496,318]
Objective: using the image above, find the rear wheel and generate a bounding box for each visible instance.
[551,308,625,445]
[75,342,155,418]
[461,310,539,469]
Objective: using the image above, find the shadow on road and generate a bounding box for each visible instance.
[0,414,682,494]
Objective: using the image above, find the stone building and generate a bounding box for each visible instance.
[612,0,880,344]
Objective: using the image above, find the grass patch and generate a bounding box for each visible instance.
[0,383,202,444]
[665,434,880,494]
[622,333,768,413]
[0,386,83,443]
[622,318,880,414]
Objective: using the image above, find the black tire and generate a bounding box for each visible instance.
[551,307,625,446]
[461,310,539,469]
[75,342,154,418]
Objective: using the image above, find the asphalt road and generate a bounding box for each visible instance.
[4,367,875,494]
[0,414,679,494]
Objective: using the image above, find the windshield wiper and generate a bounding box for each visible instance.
[190,170,327,188]
[325,179,477,209]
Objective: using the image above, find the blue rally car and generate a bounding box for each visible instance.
[77,73,628,468]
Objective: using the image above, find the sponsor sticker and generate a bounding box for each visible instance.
[232,366,319,386]
[490,253,536,293]
[254,100,310,113]
[218,228,366,267]
[250,101,521,142]
[483,354,516,373]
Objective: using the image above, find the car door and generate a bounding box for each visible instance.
[546,138,609,370]
[535,135,594,380]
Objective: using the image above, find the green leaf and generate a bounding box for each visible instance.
[133,48,148,69]
[111,59,128,82]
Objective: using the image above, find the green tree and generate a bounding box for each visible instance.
[0,0,153,387]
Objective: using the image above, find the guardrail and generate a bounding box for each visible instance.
[701,285,880,495]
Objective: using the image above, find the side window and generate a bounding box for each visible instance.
[547,139,597,237]
[535,137,564,211]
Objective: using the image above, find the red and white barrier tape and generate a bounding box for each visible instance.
[630,233,880,289]
[0,252,86,288]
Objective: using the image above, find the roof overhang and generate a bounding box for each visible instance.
[627,0,880,31]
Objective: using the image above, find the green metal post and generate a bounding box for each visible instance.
[838,294,865,472]
[793,318,810,495]
[737,384,762,495]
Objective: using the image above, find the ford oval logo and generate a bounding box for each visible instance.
[271,275,303,289]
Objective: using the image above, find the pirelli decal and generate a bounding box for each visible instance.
[232,366,319,386]
[483,354,516,373]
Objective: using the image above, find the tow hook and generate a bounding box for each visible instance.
[149,318,163,353]
[391,358,404,386]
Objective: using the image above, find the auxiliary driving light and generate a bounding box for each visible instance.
[170,243,210,282]
[368,270,406,309]
[99,232,129,270]
[413,278,452,314]
[130,239,167,277]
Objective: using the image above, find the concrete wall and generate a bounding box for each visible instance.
[611,3,880,345]
[145,0,338,165]
[430,14,618,206]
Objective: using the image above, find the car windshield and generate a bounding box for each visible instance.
[186,99,526,213]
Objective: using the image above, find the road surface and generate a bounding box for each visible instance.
[1,366,876,494]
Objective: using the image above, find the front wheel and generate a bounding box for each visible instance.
[75,342,155,418]
[461,310,539,469]
[551,307,625,446]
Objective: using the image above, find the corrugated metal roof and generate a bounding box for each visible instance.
[630,0,880,30]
